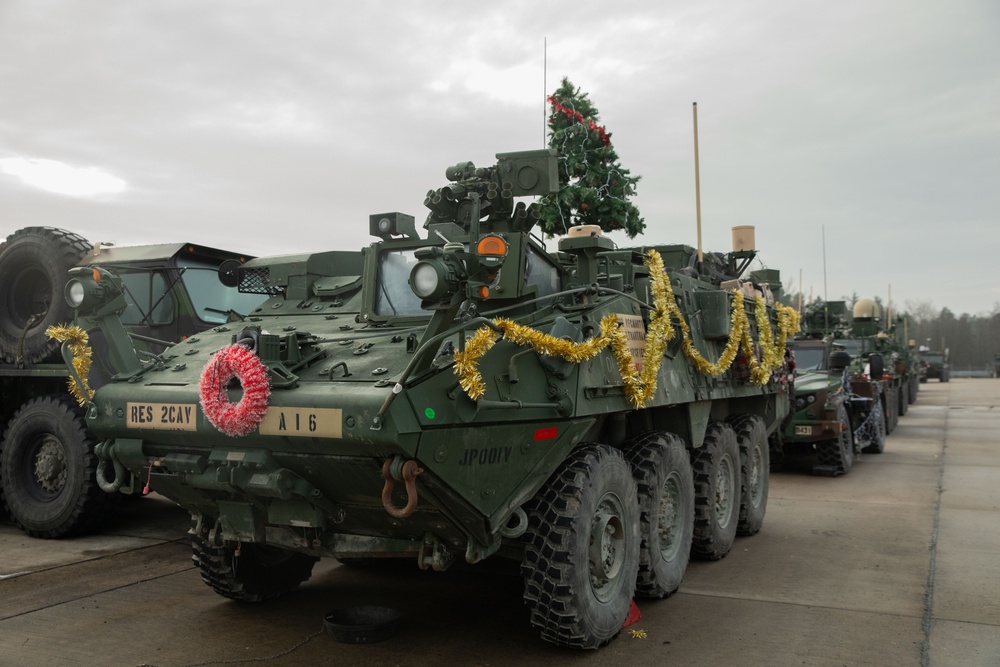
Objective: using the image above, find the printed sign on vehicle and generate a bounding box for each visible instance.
[616,314,647,371]
[126,403,197,431]
[259,407,343,438]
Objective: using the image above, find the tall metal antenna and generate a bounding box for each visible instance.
[693,102,703,265]
[543,38,548,147]
[822,225,828,303]
[822,225,829,332]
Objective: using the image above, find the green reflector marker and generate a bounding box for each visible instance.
[425,408,436,419]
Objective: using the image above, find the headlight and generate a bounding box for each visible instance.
[410,262,441,299]
[66,279,87,307]
[64,268,103,312]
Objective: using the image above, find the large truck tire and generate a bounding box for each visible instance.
[625,431,694,599]
[690,421,741,560]
[0,395,110,538]
[727,414,769,537]
[0,227,92,363]
[521,444,640,649]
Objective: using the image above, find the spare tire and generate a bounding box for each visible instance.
[0,227,93,363]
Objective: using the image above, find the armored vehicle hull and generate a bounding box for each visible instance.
[68,151,798,648]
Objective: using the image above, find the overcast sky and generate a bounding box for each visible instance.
[2,1,997,317]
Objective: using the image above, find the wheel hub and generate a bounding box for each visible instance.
[589,495,626,599]
[33,438,67,494]
[748,445,762,505]
[714,455,734,529]
[657,472,682,559]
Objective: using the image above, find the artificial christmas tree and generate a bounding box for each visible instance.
[538,78,644,238]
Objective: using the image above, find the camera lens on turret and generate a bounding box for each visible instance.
[445,161,475,182]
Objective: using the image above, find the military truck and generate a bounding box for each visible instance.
[0,227,263,538]
[920,347,950,382]
[61,150,798,649]
[774,299,893,476]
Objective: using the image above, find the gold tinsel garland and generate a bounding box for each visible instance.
[45,324,95,405]
[452,249,800,408]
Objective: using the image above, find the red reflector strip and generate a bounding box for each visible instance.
[534,427,558,441]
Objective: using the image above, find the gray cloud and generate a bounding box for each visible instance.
[2,0,997,315]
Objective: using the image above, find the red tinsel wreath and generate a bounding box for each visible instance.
[199,344,271,437]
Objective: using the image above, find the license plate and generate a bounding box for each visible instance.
[795,425,812,436]
[126,402,197,431]
[259,407,342,438]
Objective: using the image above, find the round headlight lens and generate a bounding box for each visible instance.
[411,262,440,299]
[66,280,86,307]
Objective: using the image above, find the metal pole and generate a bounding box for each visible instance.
[799,268,803,315]
[693,102,703,264]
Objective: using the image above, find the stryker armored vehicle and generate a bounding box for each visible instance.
[774,299,892,475]
[60,150,798,649]
[0,227,263,538]
[874,317,921,415]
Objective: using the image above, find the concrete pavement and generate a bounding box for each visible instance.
[1,379,997,666]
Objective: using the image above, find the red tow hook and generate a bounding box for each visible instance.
[381,458,425,519]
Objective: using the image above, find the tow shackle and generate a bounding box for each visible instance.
[381,457,424,519]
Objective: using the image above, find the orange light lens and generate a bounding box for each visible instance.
[477,235,507,256]
[92,268,101,283]
[477,286,490,299]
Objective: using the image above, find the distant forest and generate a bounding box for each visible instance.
[783,293,1000,371]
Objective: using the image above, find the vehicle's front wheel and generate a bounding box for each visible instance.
[521,444,639,649]
[814,403,856,475]
[191,521,318,602]
[0,395,110,538]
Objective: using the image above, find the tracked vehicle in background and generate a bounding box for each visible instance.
[0,227,262,538]
[63,150,798,649]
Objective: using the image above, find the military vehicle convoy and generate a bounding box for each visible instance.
[59,149,799,649]
[0,227,262,538]
[774,299,899,476]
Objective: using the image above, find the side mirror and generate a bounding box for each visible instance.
[869,353,885,380]
[218,258,241,288]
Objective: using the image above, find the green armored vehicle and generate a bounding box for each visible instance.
[62,150,798,649]
[874,318,920,415]
[775,299,892,476]
[0,227,262,538]
[920,346,950,382]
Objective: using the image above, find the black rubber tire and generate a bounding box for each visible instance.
[727,415,769,537]
[814,403,855,475]
[625,432,694,599]
[909,377,919,403]
[190,521,318,602]
[0,227,93,363]
[899,383,909,416]
[521,444,640,649]
[0,395,110,538]
[884,386,899,435]
[690,421,741,561]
